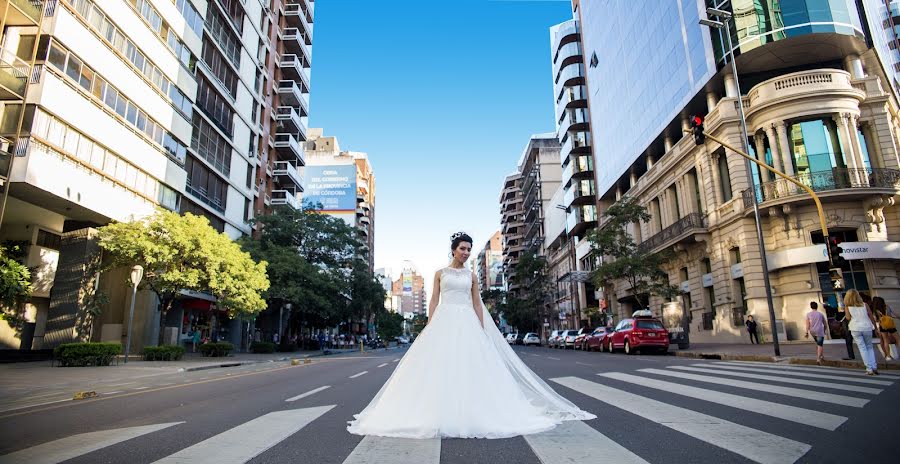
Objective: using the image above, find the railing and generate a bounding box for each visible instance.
[638,212,707,253]
[741,168,900,208]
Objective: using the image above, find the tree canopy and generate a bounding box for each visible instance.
[0,244,32,327]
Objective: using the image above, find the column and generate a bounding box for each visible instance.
[664,135,674,153]
[833,113,861,185]
[710,151,725,205]
[849,114,870,186]
[774,121,795,176]
[753,132,772,182]
[630,168,638,188]
[764,124,783,173]
[843,54,865,79]
[647,151,655,170]
[724,74,738,98]
[706,91,718,112]
[676,178,689,218]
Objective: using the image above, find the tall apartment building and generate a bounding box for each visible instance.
[520,134,562,254]
[499,171,524,293]
[303,128,375,271]
[575,0,900,343]
[0,0,314,352]
[475,230,503,292]
[392,263,425,316]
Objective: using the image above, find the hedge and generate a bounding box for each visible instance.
[142,345,186,361]
[199,342,233,357]
[250,341,276,353]
[54,342,121,367]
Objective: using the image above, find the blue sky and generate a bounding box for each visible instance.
[309,0,573,290]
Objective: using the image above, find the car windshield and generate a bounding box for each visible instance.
[636,320,664,329]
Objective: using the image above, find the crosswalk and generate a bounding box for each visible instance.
[0,361,895,464]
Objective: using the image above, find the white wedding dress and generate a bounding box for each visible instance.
[347,266,595,439]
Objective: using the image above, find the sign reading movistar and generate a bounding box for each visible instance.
[304,165,357,212]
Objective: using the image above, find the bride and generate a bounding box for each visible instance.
[347,232,595,439]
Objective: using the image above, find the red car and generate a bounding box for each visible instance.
[606,316,669,355]
[583,327,610,351]
[573,328,592,350]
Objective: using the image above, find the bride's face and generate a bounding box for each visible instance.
[453,242,472,263]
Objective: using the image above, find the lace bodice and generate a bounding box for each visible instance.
[440,267,473,306]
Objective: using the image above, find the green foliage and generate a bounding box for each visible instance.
[587,197,679,307]
[502,251,554,332]
[250,341,276,353]
[99,209,269,344]
[199,342,233,357]
[410,313,428,335]
[54,342,121,367]
[0,244,33,327]
[142,345,186,361]
[376,311,404,341]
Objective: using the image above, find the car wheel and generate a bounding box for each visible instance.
[624,339,633,355]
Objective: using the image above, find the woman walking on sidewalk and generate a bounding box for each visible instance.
[844,290,880,375]
[872,297,900,360]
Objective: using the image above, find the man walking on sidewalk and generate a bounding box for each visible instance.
[805,302,827,365]
[746,315,760,344]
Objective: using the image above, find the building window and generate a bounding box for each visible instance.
[205,4,242,66]
[857,127,872,169]
[185,156,228,213]
[788,118,845,175]
[196,76,235,137]
[191,113,232,176]
[201,37,239,98]
[689,168,703,214]
[717,153,733,202]
[36,229,62,250]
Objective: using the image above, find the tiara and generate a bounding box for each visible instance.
[451,231,468,240]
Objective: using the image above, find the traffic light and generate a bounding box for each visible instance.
[829,268,844,291]
[690,115,705,145]
[826,236,845,267]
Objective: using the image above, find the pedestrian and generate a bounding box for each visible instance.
[844,289,880,375]
[872,297,900,361]
[745,315,759,344]
[317,331,326,351]
[326,332,333,349]
[836,303,855,360]
[273,332,280,344]
[192,328,201,353]
[805,302,827,365]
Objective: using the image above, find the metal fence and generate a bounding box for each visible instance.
[742,167,900,208]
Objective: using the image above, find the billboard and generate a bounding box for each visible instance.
[488,251,503,288]
[304,165,357,212]
[402,275,413,296]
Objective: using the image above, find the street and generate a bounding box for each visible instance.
[1,346,898,464]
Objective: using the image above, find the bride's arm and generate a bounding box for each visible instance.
[470,271,484,328]
[427,270,441,324]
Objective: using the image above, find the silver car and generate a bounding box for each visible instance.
[523,333,540,346]
[547,330,561,348]
[562,330,579,349]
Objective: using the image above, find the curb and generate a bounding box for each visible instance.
[674,352,778,362]
[788,357,900,371]
[674,351,900,371]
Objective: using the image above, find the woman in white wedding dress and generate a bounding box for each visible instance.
[347,232,595,439]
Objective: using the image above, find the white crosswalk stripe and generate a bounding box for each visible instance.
[0,422,183,464]
[692,363,894,385]
[152,406,334,463]
[342,436,440,464]
[668,366,883,394]
[552,376,811,464]
[714,361,900,377]
[599,372,847,430]
[285,385,330,402]
[523,420,649,464]
[639,368,870,407]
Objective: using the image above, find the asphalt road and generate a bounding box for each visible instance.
[1,345,898,464]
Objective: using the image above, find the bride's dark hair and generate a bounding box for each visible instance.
[450,232,473,250]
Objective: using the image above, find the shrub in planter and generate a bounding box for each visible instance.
[54,342,121,367]
[142,345,186,361]
[199,342,233,357]
[250,341,276,353]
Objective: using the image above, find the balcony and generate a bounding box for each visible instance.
[5,0,43,26]
[554,63,584,101]
[556,85,588,121]
[741,168,900,209]
[551,20,579,59]
[279,27,312,65]
[566,204,597,237]
[560,131,591,161]
[745,69,864,118]
[563,179,595,207]
[360,215,370,225]
[356,206,365,217]
[276,80,309,110]
[275,105,308,138]
[562,154,594,182]
[553,42,583,77]
[360,201,371,211]
[274,132,305,164]
[0,52,30,100]
[637,213,708,254]
[271,189,301,210]
[557,107,589,142]
[0,136,12,181]
[277,54,310,93]
[273,161,304,189]
[283,2,313,43]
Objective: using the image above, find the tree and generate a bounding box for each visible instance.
[99,209,269,345]
[0,244,32,327]
[504,251,553,332]
[480,288,505,324]
[587,196,678,309]
[410,313,428,335]
[375,311,403,341]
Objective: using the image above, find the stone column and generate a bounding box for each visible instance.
[834,113,861,185]
[676,178,689,218]
[630,168,638,188]
[710,151,724,205]
[764,123,783,173]
[774,121,795,176]
[753,132,772,182]
[844,54,865,79]
[706,91,718,112]
[664,135,674,153]
[647,151,655,170]
[724,74,738,98]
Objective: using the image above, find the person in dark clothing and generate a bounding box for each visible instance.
[837,305,855,360]
[746,315,760,344]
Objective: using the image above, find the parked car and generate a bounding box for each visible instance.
[514,332,527,345]
[573,328,592,350]
[583,327,609,351]
[395,336,409,345]
[547,330,561,348]
[506,333,517,345]
[523,333,540,346]
[607,315,669,354]
[561,330,580,349]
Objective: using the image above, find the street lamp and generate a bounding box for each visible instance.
[124,265,144,363]
[701,7,781,356]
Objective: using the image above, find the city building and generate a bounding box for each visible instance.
[575,0,900,343]
[474,230,503,292]
[392,262,426,316]
[0,0,314,352]
[302,128,375,271]
[499,171,524,294]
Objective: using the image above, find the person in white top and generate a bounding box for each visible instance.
[844,289,880,375]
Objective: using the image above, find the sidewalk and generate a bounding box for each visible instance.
[673,341,900,370]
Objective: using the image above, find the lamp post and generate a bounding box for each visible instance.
[701,6,780,356]
[124,265,144,363]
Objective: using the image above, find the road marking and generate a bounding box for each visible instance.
[134,387,149,390]
[639,368,868,407]
[349,371,369,379]
[552,377,811,464]
[285,386,331,402]
[523,419,648,464]
[0,422,182,464]
[531,354,540,357]
[153,406,333,464]
[692,363,893,385]
[377,363,388,368]
[669,366,883,394]
[0,398,72,414]
[599,372,847,431]
[392,359,400,363]
[102,391,123,395]
[103,383,136,388]
[342,436,440,464]
[713,361,900,378]
[547,357,561,361]
[576,362,595,367]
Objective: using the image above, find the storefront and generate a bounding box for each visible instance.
[179,298,230,347]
